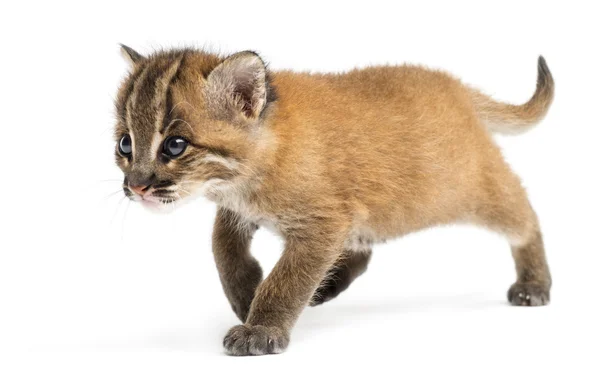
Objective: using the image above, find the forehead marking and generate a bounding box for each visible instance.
[150,57,184,160]
[126,56,184,163]
[117,66,144,124]
[125,63,152,135]
[153,57,183,133]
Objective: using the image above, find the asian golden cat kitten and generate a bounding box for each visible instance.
[114,45,553,356]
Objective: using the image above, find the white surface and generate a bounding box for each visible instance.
[1,1,599,375]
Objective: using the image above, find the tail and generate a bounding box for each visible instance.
[470,56,554,135]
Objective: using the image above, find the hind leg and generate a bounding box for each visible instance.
[310,249,372,306]
[476,171,552,306]
[507,229,551,306]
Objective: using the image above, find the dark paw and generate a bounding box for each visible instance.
[310,283,340,307]
[508,282,550,306]
[309,250,371,307]
[223,324,289,356]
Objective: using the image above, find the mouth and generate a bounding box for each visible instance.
[123,185,184,209]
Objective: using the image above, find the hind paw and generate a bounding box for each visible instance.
[508,283,550,306]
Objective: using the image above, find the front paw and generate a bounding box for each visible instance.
[223,324,289,356]
[508,282,550,306]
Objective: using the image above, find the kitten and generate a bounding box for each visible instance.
[114,45,553,356]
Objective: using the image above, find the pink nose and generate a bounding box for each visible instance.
[129,185,150,196]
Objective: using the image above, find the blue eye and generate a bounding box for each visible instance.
[163,136,188,157]
[119,135,132,155]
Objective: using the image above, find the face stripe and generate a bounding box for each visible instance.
[124,56,184,163]
[161,54,186,134]
[153,57,184,133]
[149,57,184,160]
[117,66,145,122]
[124,62,153,137]
[149,132,163,161]
[189,141,232,159]
[201,153,239,170]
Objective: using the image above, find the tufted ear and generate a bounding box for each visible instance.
[205,51,269,120]
[119,44,144,65]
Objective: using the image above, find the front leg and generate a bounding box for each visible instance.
[212,207,262,322]
[223,221,347,356]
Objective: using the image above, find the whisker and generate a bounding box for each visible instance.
[168,101,195,117]
[99,126,113,137]
[110,196,126,226]
[170,118,195,133]
[103,189,125,200]
[121,199,130,241]
[80,179,123,195]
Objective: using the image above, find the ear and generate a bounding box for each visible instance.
[119,44,144,65]
[206,51,269,120]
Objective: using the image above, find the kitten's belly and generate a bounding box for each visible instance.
[212,186,388,251]
[256,221,381,252]
[255,215,382,253]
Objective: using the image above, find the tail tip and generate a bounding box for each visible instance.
[536,55,553,87]
[537,55,547,67]
[537,55,554,98]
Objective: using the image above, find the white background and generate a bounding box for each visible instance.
[1,1,599,375]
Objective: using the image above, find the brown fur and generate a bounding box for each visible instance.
[114,47,553,356]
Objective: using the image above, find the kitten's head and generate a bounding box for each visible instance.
[114,46,277,211]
